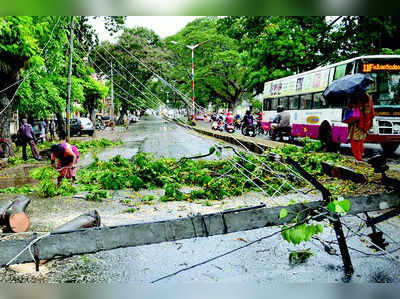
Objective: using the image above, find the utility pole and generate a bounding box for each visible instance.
[191,48,195,120]
[66,16,74,142]
[110,62,114,124]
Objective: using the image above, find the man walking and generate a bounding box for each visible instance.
[49,120,56,141]
[18,119,42,161]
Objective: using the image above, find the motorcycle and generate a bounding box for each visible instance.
[241,123,257,137]
[211,121,223,132]
[234,119,241,130]
[95,120,106,131]
[270,126,293,142]
[225,123,235,133]
[256,121,269,135]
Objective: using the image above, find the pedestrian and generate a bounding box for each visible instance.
[40,119,46,142]
[50,142,79,185]
[49,120,56,141]
[346,93,375,161]
[18,119,42,161]
[124,115,129,130]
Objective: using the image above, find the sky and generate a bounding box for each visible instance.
[91,16,200,42]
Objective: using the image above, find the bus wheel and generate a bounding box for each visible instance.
[319,122,338,153]
[380,142,400,155]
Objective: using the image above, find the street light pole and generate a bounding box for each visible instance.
[171,40,209,120]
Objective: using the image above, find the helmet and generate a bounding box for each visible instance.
[277,106,284,113]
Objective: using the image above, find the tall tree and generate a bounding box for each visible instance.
[166,17,249,111]
[93,26,169,121]
[218,16,331,95]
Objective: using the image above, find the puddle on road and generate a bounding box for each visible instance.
[0,165,40,188]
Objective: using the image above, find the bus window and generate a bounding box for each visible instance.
[313,92,327,109]
[271,98,278,110]
[263,98,270,111]
[289,96,299,110]
[345,62,354,75]
[280,97,289,110]
[300,94,312,109]
[334,64,347,80]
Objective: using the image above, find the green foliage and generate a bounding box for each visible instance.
[327,199,351,214]
[123,207,138,214]
[279,208,288,219]
[160,183,185,202]
[141,195,155,202]
[38,179,77,198]
[29,166,58,180]
[0,184,34,194]
[281,223,323,245]
[289,249,314,265]
[86,189,109,202]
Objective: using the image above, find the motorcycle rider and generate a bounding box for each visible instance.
[271,106,291,141]
[225,111,234,131]
[243,110,254,127]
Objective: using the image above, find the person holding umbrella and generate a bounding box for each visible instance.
[345,92,375,161]
[323,73,375,161]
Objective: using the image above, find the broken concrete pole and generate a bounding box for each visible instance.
[53,210,101,233]
[321,162,367,184]
[1,196,31,233]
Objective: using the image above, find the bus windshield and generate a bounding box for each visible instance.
[362,59,400,106]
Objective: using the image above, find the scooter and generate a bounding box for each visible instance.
[270,126,293,142]
[241,123,257,137]
[225,123,235,133]
[211,121,224,132]
[234,119,241,130]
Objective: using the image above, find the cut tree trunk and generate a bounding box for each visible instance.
[0,200,13,219]
[0,94,12,139]
[0,196,31,233]
[53,210,101,233]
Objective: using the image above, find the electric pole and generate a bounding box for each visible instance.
[66,16,74,142]
[110,62,114,124]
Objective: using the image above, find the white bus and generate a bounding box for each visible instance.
[261,55,400,153]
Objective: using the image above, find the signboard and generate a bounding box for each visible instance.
[264,69,330,98]
[363,63,400,72]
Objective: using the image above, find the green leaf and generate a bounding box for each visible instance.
[279,208,288,219]
[338,199,351,213]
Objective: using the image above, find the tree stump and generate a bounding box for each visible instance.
[0,196,31,233]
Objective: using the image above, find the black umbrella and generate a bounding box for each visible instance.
[323,73,374,103]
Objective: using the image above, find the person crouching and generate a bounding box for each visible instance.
[50,142,79,185]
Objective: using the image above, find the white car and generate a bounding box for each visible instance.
[129,115,139,123]
[79,117,94,136]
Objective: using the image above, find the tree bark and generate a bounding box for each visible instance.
[0,94,12,139]
[56,112,66,140]
[0,196,31,233]
[0,200,13,219]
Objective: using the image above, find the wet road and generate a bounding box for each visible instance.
[61,118,400,283]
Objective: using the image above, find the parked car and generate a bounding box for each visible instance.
[195,114,205,121]
[32,121,46,143]
[69,118,81,136]
[79,117,94,136]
